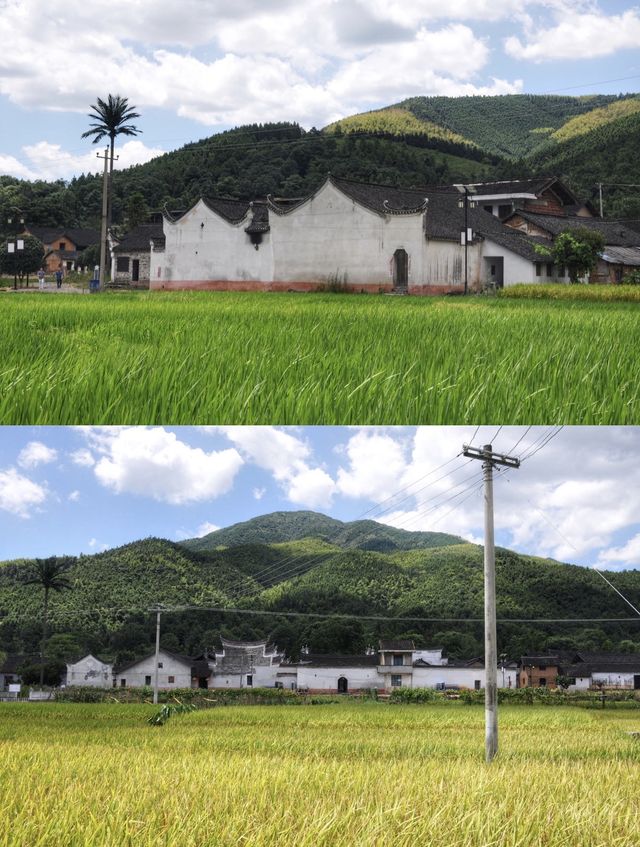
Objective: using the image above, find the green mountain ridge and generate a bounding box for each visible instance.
[2,511,640,667]
[3,91,640,232]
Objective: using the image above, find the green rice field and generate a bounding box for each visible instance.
[1,702,639,846]
[1,291,639,424]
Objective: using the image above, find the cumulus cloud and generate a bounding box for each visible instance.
[17,441,58,469]
[505,9,640,61]
[79,427,244,505]
[218,427,337,508]
[0,468,48,518]
[68,490,81,502]
[70,449,96,468]
[597,534,640,570]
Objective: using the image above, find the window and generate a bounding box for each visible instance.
[539,678,547,686]
[168,676,175,684]
[546,263,554,277]
[246,675,253,687]
[144,675,151,686]
[498,204,512,218]
[157,662,163,668]
[120,679,126,688]
[535,263,542,277]
[390,674,402,687]
[392,654,404,666]
[275,681,283,689]
[539,665,546,671]
[474,680,481,690]
[116,256,130,273]
[59,242,66,250]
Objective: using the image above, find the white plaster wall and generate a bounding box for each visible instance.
[413,649,446,666]
[152,200,272,284]
[66,655,113,688]
[567,676,591,691]
[413,667,518,689]
[270,182,428,287]
[592,672,639,688]
[297,665,382,691]
[116,651,192,689]
[481,238,536,287]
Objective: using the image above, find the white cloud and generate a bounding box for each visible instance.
[70,448,96,468]
[17,441,58,469]
[0,468,48,518]
[196,521,220,537]
[88,537,109,552]
[505,10,640,61]
[253,487,266,500]
[597,534,640,570]
[218,426,337,508]
[80,427,244,505]
[68,490,81,502]
[336,430,410,500]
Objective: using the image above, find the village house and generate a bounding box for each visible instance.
[518,655,561,688]
[65,654,113,688]
[21,225,100,274]
[113,649,198,690]
[109,223,164,287]
[137,173,615,293]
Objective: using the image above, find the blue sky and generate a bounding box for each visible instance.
[1,426,639,572]
[1,0,639,180]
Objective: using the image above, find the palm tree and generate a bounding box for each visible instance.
[24,557,73,686]
[82,94,142,226]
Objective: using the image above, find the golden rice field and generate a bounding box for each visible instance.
[1,290,639,424]
[1,702,639,846]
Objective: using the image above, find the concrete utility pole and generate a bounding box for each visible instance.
[97,148,109,290]
[598,183,604,218]
[151,606,162,705]
[462,443,520,763]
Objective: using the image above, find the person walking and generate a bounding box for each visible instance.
[37,268,46,290]
[55,268,63,289]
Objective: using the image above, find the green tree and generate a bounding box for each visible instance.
[546,227,606,284]
[24,557,73,686]
[0,235,45,287]
[81,94,142,228]
[124,191,150,231]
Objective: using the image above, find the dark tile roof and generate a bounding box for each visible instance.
[466,177,578,206]
[113,223,165,253]
[507,212,640,247]
[25,226,100,248]
[472,207,550,261]
[244,202,270,234]
[520,656,560,665]
[294,653,379,668]
[330,175,435,215]
[202,197,251,223]
[379,639,415,651]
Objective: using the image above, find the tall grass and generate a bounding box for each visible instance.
[0,291,638,423]
[0,702,638,846]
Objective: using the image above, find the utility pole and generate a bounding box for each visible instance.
[598,183,604,218]
[97,149,109,291]
[151,605,162,705]
[454,184,476,295]
[462,443,520,763]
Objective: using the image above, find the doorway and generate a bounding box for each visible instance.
[132,259,140,282]
[337,676,348,694]
[393,249,408,291]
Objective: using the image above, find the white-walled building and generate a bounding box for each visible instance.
[114,649,195,690]
[207,638,284,689]
[66,654,113,688]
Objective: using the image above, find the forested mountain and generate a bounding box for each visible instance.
[2,512,639,669]
[1,92,639,240]
[184,510,463,553]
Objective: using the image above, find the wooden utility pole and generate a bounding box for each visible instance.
[462,443,520,762]
[97,148,109,290]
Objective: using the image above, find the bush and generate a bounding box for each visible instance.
[621,269,640,285]
[389,687,440,704]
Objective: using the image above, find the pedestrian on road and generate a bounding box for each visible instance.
[37,268,46,290]
[55,268,63,289]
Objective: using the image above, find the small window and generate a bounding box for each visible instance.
[539,665,546,671]
[144,675,151,686]
[391,674,402,687]
[539,677,547,687]
[120,679,126,688]
[275,681,283,689]
[168,676,175,684]
[546,263,553,277]
[116,256,130,272]
[158,662,163,668]
[246,675,253,687]
[535,263,542,277]
[392,654,404,666]
[59,242,66,250]
[474,680,481,690]
[498,204,511,218]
